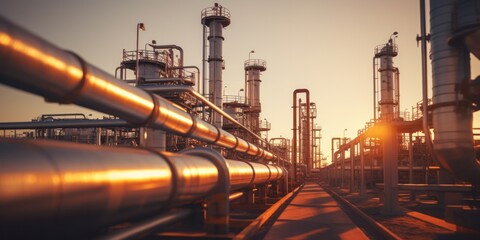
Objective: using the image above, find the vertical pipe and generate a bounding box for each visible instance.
[136,25,140,85]
[306,94,311,175]
[298,98,302,166]
[293,96,297,183]
[341,149,345,188]
[202,20,207,101]
[395,68,400,119]
[95,127,101,145]
[373,57,377,121]
[292,89,310,182]
[420,0,434,155]
[409,132,413,183]
[350,142,355,192]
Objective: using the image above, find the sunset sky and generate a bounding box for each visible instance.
[1,0,479,164]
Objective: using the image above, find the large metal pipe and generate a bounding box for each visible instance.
[0,16,274,161]
[139,85,269,147]
[0,138,284,233]
[0,119,130,129]
[430,0,480,184]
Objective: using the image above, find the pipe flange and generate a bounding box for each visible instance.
[50,51,88,104]
[141,148,178,210]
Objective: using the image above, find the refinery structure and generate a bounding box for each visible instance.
[1,1,480,239]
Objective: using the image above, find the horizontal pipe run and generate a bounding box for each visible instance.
[139,85,269,147]
[0,16,274,161]
[0,138,284,231]
[0,119,130,129]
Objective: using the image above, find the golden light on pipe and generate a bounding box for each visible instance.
[182,166,218,178]
[62,169,170,184]
[87,74,154,110]
[0,32,82,79]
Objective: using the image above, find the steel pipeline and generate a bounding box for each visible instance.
[0,138,284,229]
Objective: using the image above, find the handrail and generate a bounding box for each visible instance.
[244,59,267,70]
[201,4,231,20]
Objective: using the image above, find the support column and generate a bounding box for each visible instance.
[360,136,367,196]
[382,126,401,215]
[350,142,355,193]
[408,133,413,183]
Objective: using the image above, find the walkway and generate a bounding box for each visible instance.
[264,183,369,240]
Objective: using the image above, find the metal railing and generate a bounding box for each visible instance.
[374,43,398,57]
[223,95,247,105]
[244,59,267,69]
[123,49,167,62]
[201,4,231,20]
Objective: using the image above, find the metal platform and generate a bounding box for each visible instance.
[263,183,368,240]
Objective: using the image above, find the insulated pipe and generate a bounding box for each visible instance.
[0,139,216,233]
[430,0,480,184]
[0,16,274,161]
[0,138,284,233]
[0,119,130,129]
[292,89,310,182]
[139,85,269,147]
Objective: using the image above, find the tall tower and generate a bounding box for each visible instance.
[374,35,399,122]
[244,59,266,137]
[201,3,230,128]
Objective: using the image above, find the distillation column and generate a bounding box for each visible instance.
[245,59,267,137]
[375,41,399,122]
[374,37,401,214]
[201,3,231,128]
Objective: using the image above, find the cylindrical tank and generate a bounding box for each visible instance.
[201,3,231,128]
[430,0,480,184]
